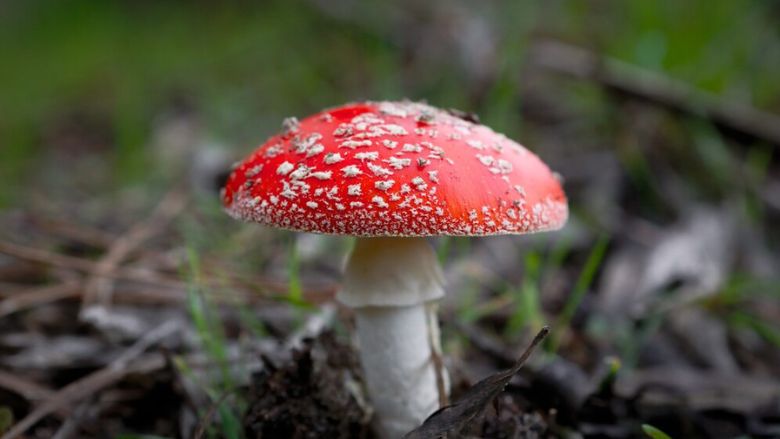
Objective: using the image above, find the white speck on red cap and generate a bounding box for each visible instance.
[223,101,568,237]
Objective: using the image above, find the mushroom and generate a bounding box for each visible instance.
[222,101,568,438]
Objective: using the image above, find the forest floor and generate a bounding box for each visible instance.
[2,2,780,438]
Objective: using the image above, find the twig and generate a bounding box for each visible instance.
[0,283,26,299]
[50,399,97,439]
[0,240,101,271]
[0,355,166,439]
[0,281,82,318]
[0,320,178,439]
[0,241,334,303]
[0,370,55,402]
[529,39,780,147]
[110,285,272,307]
[0,281,272,311]
[113,320,180,368]
[28,216,114,248]
[192,392,233,439]
[81,189,187,313]
[0,260,42,286]
[203,265,339,303]
[0,240,183,289]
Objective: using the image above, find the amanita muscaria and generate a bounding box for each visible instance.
[222,101,567,438]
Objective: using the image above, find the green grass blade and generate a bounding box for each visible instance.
[642,424,673,439]
[548,235,610,352]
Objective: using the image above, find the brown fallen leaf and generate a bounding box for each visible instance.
[404,326,549,439]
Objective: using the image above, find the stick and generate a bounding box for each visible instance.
[50,400,97,439]
[192,392,233,439]
[0,241,334,303]
[0,240,183,289]
[28,216,114,248]
[0,282,82,318]
[81,189,187,312]
[0,320,178,439]
[0,370,55,402]
[529,39,780,147]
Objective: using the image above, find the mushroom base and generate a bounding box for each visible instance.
[339,237,448,438]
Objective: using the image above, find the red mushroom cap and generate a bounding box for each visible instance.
[222,101,567,236]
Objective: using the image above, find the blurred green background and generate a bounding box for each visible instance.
[2,0,779,207]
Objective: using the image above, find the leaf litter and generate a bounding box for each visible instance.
[2,4,780,436]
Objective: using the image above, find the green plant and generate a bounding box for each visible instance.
[0,406,13,434]
[642,423,673,439]
[506,250,544,335]
[548,235,610,352]
[182,247,243,439]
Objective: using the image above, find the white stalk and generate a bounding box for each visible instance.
[338,237,448,438]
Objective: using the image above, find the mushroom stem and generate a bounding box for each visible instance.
[339,237,448,438]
